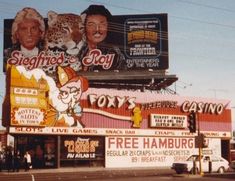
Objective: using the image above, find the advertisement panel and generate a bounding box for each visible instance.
[105,136,221,168]
[61,136,104,160]
[3,6,168,73]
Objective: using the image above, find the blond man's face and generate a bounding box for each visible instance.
[16,18,42,50]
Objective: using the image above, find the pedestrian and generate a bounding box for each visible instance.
[6,150,13,172]
[24,151,31,171]
[0,151,4,172]
[13,151,21,172]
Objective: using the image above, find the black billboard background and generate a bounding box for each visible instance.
[108,14,168,70]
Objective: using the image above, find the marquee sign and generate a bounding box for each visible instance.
[150,114,187,128]
[9,127,232,138]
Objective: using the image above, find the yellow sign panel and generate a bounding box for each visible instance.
[9,65,56,126]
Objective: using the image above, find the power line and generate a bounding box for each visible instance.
[84,0,151,13]
[208,89,228,98]
[178,0,235,14]
[85,0,235,30]
[171,15,235,29]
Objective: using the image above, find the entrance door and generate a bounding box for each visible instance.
[221,140,230,161]
[15,135,57,168]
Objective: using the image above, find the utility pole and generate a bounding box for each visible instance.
[208,89,227,98]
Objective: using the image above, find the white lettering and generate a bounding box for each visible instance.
[181,101,224,114]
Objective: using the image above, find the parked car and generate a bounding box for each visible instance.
[171,155,229,174]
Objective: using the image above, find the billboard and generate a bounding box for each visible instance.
[3,6,168,74]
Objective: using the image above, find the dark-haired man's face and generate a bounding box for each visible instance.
[85,15,108,48]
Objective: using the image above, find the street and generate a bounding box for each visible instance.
[0,168,235,181]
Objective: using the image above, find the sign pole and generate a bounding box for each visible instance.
[197,113,204,175]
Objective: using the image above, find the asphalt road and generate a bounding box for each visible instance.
[0,167,170,181]
[0,168,234,181]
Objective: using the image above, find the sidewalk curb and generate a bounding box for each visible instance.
[0,166,172,174]
[172,173,203,178]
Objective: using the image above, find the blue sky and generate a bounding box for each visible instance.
[0,0,234,130]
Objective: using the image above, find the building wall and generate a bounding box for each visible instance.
[0,130,8,151]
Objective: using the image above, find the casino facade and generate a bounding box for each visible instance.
[2,66,232,168]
